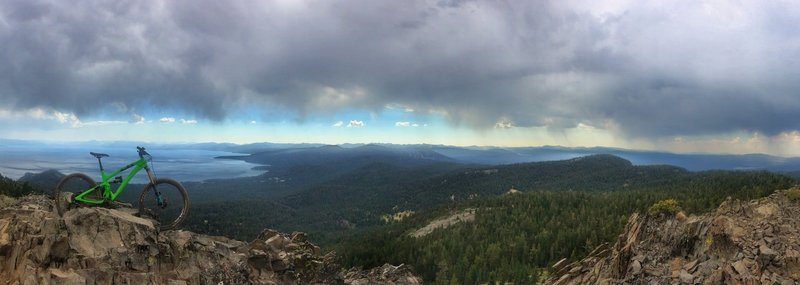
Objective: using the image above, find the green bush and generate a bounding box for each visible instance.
[648,199,681,217]
[786,188,800,201]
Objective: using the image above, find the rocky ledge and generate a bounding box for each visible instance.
[544,188,800,285]
[0,195,422,285]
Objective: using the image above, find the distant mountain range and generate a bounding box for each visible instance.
[3,138,800,172]
[211,142,800,172]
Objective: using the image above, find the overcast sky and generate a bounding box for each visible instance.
[1,0,800,155]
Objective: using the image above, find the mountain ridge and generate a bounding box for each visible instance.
[209,140,800,172]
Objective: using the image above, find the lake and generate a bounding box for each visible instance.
[0,143,263,183]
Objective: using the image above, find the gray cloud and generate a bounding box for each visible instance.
[1,0,799,138]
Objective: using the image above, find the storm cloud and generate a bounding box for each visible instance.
[1,0,799,138]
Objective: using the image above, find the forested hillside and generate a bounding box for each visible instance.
[336,171,795,284]
[182,155,689,242]
[0,173,38,197]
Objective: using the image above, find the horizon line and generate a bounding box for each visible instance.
[0,137,795,159]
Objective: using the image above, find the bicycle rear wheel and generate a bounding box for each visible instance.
[53,173,98,216]
[138,178,189,230]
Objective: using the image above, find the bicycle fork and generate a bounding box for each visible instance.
[145,166,168,209]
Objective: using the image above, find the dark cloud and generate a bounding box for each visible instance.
[1,0,799,137]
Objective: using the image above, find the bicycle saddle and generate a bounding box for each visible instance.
[90,152,110,159]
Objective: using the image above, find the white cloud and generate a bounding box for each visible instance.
[576,122,596,130]
[332,121,344,127]
[180,119,198,124]
[250,120,257,124]
[347,120,365,128]
[395,121,422,128]
[130,113,146,124]
[0,108,145,129]
[494,118,514,129]
[160,117,176,123]
[384,104,415,113]
[111,102,128,113]
[81,120,127,126]
[777,131,800,143]
[310,86,369,111]
[53,111,82,128]
[0,107,161,128]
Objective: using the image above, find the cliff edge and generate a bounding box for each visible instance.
[0,195,421,285]
[544,188,800,285]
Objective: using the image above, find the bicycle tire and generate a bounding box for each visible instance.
[138,178,189,230]
[53,173,97,216]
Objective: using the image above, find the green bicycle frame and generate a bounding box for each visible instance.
[73,157,152,204]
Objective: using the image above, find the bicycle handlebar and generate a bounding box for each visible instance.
[137,146,150,157]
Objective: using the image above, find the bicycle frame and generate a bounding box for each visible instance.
[73,157,155,204]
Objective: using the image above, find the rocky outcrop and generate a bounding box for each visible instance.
[0,195,422,285]
[544,189,800,285]
[342,264,422,285]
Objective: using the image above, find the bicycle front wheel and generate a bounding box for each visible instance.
[138,178,189,230]
[53,173,97,216]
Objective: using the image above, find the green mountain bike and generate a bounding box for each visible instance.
[53,146,189,230]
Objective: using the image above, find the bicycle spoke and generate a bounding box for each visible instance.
[139,178,188,230]
[53,173,96,216]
